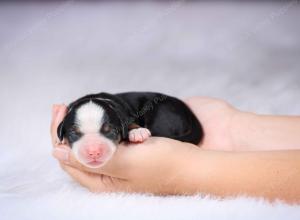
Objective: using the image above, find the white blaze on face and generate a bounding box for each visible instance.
[76,101,104,133]
[72,101,116,168]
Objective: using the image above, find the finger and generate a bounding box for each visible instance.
[51,104,67,140]
[61,164,111,192]
[52,145,71,163]
[50,104,59,136]
[50,104,63,130]
[52,146,87,171]
[50,104,68,147]
[61,163,130,193]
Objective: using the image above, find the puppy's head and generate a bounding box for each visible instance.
[57,98,125,168]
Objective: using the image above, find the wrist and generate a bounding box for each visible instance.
[169,143,207,195]
[229,110,300,151]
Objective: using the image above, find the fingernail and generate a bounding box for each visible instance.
[52,147,70,162]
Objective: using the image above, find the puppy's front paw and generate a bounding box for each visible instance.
[129,128,151,143]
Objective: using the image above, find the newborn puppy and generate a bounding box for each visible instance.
[57,92,203,168]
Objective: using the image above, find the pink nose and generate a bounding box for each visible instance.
[85,145,104,160]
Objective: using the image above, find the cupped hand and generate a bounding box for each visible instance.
[184,97,238,151]
[50,97,239,194]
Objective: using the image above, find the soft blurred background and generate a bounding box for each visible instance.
[1,0,300,219]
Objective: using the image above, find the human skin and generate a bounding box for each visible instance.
[51,97,300,203]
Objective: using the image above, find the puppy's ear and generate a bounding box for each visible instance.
[57,120,65,142]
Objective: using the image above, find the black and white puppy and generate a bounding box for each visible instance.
[57,92,203,168]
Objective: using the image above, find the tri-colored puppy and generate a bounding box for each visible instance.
[58,92,203,168]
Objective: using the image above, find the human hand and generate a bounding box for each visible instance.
[184,97,239,151]
[51,99,300,201]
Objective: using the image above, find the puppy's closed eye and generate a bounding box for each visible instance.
[68,126,82,143]
[101,122,113,134]
[69,126,81,134]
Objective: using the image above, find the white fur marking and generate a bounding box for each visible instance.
[76,101,104,133]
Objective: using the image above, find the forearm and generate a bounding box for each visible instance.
[232,111,300,151]
[175,147,300,203]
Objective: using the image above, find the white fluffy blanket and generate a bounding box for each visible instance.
[1,1,300,219]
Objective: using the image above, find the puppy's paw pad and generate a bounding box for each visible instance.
[129,128,151,143]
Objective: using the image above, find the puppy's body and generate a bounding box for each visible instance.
[116,92,202,144]
[58,92,203,168]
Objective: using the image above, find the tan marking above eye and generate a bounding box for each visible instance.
[102,123,112,133]
[70,126,81,134]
